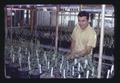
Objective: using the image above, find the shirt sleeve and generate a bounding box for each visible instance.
[87,31,97,48]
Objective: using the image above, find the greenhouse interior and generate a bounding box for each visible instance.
[4,4,114,79]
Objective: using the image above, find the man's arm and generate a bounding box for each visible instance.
[70,39,75,53]
[67,39,76,59]
[74,46,93,58]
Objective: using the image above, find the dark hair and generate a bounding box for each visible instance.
[78,11,89,20]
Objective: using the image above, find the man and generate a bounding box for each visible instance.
[67,11,97,68]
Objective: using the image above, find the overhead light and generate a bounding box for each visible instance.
[26,5,30,8]
[52,7,57,11]
[12,12,15,16]
[43,7,47,11]
[19,5,21,8]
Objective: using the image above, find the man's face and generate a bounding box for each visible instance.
[78,16,89,30]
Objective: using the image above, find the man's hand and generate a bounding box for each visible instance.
[66,51,80,60]
[66,53,75,60]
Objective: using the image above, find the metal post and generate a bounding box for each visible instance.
[11,5,13,44]
[34,9,38,47]
[97,4,106,78]
[4,6,8,78]
[79,4,82,11]
[4,7,7,40]
[30,9,33,32]
[97,13,101,28]
[55,5,59,54]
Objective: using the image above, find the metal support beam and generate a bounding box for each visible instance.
[4,7,7,39]
[55,6,59,54]
[97,4,106,78]
[10,6,13,44]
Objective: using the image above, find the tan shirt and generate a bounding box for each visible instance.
[71,24,97,55]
